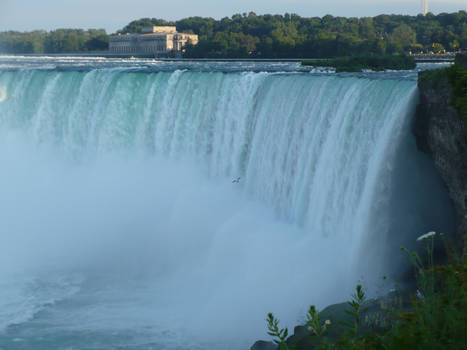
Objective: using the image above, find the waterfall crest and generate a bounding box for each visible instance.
[0,70,417,227]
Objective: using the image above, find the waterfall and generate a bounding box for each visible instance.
[0,70,418,223]
[0,68,453,349]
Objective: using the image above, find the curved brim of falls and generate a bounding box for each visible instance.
[0,64,454,349]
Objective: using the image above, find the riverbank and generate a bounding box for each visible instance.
[301,55,416,72]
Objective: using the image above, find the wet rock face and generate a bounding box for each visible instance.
[250,340,277,350]
[413,71,467,240]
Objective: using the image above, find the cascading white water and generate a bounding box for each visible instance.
[0,67,453,349]
[0,70,418,224]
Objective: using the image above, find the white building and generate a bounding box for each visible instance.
[109,26,199,57]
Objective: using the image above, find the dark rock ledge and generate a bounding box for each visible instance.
[412,61,467,241]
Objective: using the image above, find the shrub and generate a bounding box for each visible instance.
[301,55,416,72]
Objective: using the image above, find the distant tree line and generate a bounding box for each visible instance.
[0,29,108,54]
[1,11,466,57]
[120,11,467,58]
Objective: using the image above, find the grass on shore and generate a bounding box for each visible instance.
[301,55,416,72]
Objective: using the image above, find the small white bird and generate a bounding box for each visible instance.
[0,86,7,103]
[232,177,241,183]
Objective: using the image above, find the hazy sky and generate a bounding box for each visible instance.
[0,0,465,33]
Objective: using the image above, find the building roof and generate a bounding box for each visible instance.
[141,26,177,34]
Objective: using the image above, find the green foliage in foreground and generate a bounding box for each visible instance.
[301,55,416,72]
[267,313,289,350]
[265,228,467,349]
